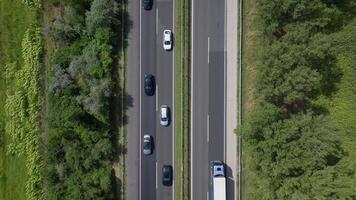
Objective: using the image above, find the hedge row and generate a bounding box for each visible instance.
[5,27,44,200]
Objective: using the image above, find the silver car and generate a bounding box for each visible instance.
[160,105,170,126]
[143,134,153,155]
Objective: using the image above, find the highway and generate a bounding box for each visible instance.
[191,0,227,199]
[127,0,175,200]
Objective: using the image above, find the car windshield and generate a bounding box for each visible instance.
[164,171,169,178]
[144,141,150,149]
[165,41,170,45]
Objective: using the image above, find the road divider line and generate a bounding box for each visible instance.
[156,8,158,35]
[207,191,209,200]
[207,115,210,142]
[156,161,158,189]
[208,37,210,64]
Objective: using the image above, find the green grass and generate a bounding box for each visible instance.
[174,0,190,199]
[0,1,37,200]
[240,0,264,198]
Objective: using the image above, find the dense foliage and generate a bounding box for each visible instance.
[242,0,356,199]
[5,27,44,200]
[21,0,41,8]
[46,0,119,199]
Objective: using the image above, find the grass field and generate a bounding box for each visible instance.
[174,0,190,199]
[240,0,264,198]
[0,1,37,200]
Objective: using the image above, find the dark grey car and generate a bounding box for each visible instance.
[162,165,173,186]
[143,0,153,10]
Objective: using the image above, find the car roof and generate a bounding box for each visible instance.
[161,106,168,115]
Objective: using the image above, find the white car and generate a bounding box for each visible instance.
[163,30,173,51]
[160,105,170,126]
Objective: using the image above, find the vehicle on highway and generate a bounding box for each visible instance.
[163,30,173,51]
[144,74,155,96]
[143,0,153,10]
[160,105,170,126]
[143,134,153,155]
[211,161,226,200]
[162,165,173,186]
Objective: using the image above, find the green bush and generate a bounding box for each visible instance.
[46,0,120,199]
[21,0,41,9]
[242,0,356,199]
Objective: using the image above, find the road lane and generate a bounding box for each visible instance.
[156,0,174,199]
[191,0,226,199]
[140,2,158,199]
[191,0,210,199]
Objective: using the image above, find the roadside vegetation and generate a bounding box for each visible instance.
[44,0,126,199]
[174,0,191,199]
[241,0,356,199]
[0,1,43,200]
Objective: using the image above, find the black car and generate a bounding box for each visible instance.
[162,165,173,186]
[143,0,153,10]
[144,74,155,96]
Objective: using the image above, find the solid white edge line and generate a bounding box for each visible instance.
[172,0,176,199]
[156,8,158,35]
[207,37,210,64]
[190,0,194,199]
[224,0,227,164]
[139,0,142,199]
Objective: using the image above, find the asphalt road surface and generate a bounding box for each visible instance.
[127,0,175,199]
[191,0,226,199]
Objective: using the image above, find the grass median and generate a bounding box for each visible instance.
[174,0,191,199]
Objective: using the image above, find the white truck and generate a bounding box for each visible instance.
[211,161,226,200]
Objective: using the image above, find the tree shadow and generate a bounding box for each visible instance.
[110,0,133,199]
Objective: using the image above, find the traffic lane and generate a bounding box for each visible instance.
[208,51,225,161]
[140,3,158,200]
[155,0,174,199]
[208,0,227,198]
[191,19,210,200]
[127,0,141,198]
[191,0,210,198]
[207,0,226,193]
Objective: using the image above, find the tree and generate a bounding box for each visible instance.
[85,0,119,34]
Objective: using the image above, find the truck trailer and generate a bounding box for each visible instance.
[211,161,226,200]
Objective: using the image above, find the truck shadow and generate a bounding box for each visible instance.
[226,164,236,200]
